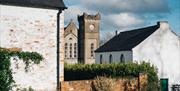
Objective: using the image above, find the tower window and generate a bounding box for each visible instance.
[120,54,125,63]
[109,54,113,63]
[100,54,103,64]
[90,43,94,57]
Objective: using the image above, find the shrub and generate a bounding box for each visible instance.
[64,62,159,91]
[91,76,115,91]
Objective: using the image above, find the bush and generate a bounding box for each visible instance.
[64,62,159,91]
[91,76,115,91]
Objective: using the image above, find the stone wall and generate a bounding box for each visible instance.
[0,5,64,90]
[61,74,148,91]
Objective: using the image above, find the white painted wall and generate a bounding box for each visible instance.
[95,51,132,64]
[133,22,180,86]
[0,5,64,90]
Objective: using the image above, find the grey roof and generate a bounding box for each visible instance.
[0,0,67,10]
[95,24,160,52]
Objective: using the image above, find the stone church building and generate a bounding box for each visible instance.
[64,13,100,64]
[95,21,180,87]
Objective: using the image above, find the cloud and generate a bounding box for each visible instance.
[64,6,144,31]
[64,0,170,32]
[104,13,144,29]
[80,0,170,14]
[64,5,96,26]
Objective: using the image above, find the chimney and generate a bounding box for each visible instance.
[115,30,118,36]
[157,21,170,30]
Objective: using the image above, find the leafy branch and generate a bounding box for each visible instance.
[0,47,43,91]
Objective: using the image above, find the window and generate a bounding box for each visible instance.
[70,51,72,58]
[109,54,113,63]
[100,55,103,64]
[120,54,125,63]
[91,43,94,57]
[74,43,77,58]
[65,51,67,58]
[69,43,72,58]
[65,43,68,58]
[69,38,72,40]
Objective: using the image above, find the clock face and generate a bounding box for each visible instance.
[89,24,95,30]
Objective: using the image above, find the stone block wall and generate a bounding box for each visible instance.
[61,74,148,91]
[0,5,64,90]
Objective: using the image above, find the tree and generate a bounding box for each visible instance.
[100,32,115,46]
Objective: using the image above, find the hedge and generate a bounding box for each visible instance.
[64,62,159,91]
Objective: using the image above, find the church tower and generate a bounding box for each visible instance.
[78,12,100,64]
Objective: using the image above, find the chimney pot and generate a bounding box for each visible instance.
[115,30,118,36]
[157,21,170,30]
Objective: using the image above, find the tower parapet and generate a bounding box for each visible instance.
[78,12,100,21]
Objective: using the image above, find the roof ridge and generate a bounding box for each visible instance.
[64,20,78,31]
[120,25,158,34]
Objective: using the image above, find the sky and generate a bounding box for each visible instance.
[64,0,180,36]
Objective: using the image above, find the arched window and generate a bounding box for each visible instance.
[69,43,72,58]
[120,54,125,63]
[74,43,77,58]
[65,43,68,58]
[69,38,72,40]
[109,54,113,63]
[90,43,94,57]
[100,54,103,64]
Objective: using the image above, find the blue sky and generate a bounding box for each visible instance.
[64,0,180,36]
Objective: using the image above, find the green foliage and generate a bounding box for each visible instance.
[16,86,34,91]
[0,50,14,91]
[0,48,43,91]
[64,62,159,91]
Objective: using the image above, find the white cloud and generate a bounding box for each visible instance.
[64,5,96,25]
[103,13,144,30]
[64,6,83,24]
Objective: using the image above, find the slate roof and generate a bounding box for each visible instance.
[95,24,160,52]
[0,0,67,10]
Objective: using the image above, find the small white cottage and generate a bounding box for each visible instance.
[95,21,180,86]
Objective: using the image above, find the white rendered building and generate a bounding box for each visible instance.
[95,21,180,87]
